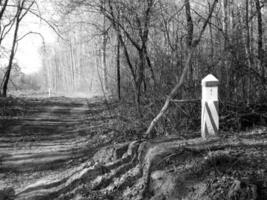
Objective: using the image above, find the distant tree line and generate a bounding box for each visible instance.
[44,0,266,103]
[1,0,266,103]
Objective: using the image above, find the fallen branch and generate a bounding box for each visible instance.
[171,99,200,103]
[145,0,218,137]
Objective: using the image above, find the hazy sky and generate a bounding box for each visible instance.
[13,1,57,74]
[17,21,56,74]
[4,0,266,75]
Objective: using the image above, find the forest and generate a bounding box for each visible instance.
[0,0,267,200]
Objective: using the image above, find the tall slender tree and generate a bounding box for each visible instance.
[1,0,35,97]
[254,0,265,89]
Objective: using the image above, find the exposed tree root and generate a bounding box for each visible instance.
[15,132,267,200]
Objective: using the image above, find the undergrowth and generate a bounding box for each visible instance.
[0,97,27,119]
[112,90,267,140]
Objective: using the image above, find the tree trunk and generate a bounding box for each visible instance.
[244,0,252,104]
[102,12,108,93]
[116,27,121,100]
[145,49,193,136]
[144,46,156,87]
[254,0,265,91]
[69,41,76,91]
[2,7,20,97]
[136,48,146,103]
[221,0,230,101]
[185,0,193,90]
[208,1,214,61]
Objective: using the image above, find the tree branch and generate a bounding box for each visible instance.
[145,0,218,136]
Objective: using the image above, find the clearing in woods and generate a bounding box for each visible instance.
[0,97,267,200]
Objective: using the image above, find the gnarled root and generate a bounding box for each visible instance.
[17,134,267,200]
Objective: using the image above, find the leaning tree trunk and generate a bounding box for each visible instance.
[145,49,193,136]
[145,0,218,136]
[2,10,20,97]
[2,0,34,97]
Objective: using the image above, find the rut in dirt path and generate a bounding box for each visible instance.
[2,98,267,200]
[0,97,117,193]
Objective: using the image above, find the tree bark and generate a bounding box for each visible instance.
[184,0,194,93]
[221,0,230,101]
[116,14,121,100]
[0,0,10,46]
[70,41,76,91]
[244,0,252,104]
[208,0,214,61]
[102,10,108,93]
[144,46,156,87]
[254,0,265,90]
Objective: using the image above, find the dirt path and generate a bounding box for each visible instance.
[1,97,267,200]
[0,97,116,194]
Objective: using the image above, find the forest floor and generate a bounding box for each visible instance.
[0,97,266,200]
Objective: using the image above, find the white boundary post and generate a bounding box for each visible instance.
[201,74,219,139]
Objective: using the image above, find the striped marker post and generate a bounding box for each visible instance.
[201,74,219,139]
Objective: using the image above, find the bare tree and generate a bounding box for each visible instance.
[254,0,265,90]
[103,0,156,112]
[1,0,36,97]
[145,0,219,136]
